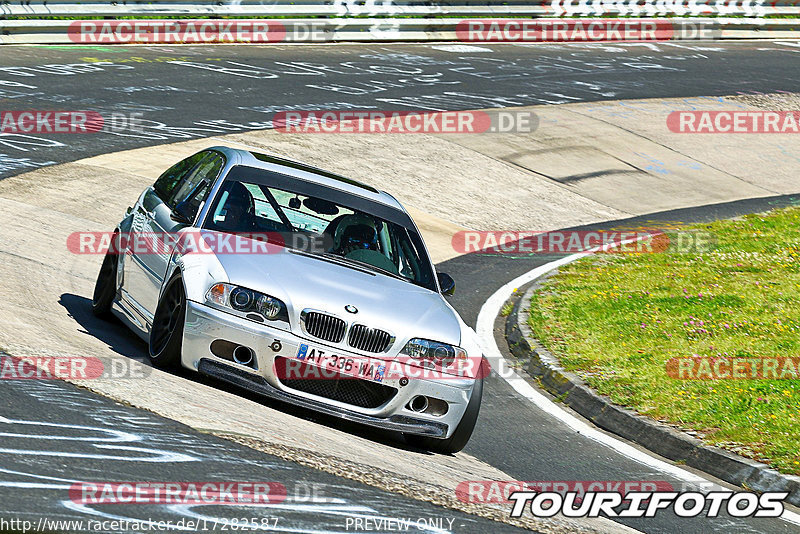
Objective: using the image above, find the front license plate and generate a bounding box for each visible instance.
[295,343,386,383]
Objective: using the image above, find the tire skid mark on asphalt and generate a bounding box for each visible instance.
[0,444,196,463]
[0,417,140,442]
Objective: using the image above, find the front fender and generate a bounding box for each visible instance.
[162,244,229,306]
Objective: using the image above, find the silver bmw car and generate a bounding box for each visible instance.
[92,146,484,453]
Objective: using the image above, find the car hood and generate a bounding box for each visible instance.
[210,236,461,351]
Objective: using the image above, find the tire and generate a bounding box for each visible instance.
[405,373,484,454]
[91,243,119,319]
[148,276,185,369]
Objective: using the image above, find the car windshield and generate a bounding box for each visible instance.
[202,170,436,291]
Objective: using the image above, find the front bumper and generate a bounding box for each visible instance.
[182,300,477,438]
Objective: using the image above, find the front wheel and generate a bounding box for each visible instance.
[405,375,483,454]
[148,277,185,369]
[92,243,118,319]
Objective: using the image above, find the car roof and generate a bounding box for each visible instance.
[210,146,406,213]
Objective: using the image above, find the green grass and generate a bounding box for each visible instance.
[528,207,800,475]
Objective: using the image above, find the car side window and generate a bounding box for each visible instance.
[152,152,206,207]
[170,153,224,218]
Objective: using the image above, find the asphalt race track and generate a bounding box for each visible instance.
[0,373,524,533]
[1,41,800,534]
[1,41,799,178]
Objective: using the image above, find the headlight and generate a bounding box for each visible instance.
[400,338,468,371]
[205,283,289,325]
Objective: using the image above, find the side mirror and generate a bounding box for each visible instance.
[170,201,194,225]
[437,272,455,296]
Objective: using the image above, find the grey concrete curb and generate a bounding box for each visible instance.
[505,279,800,507]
